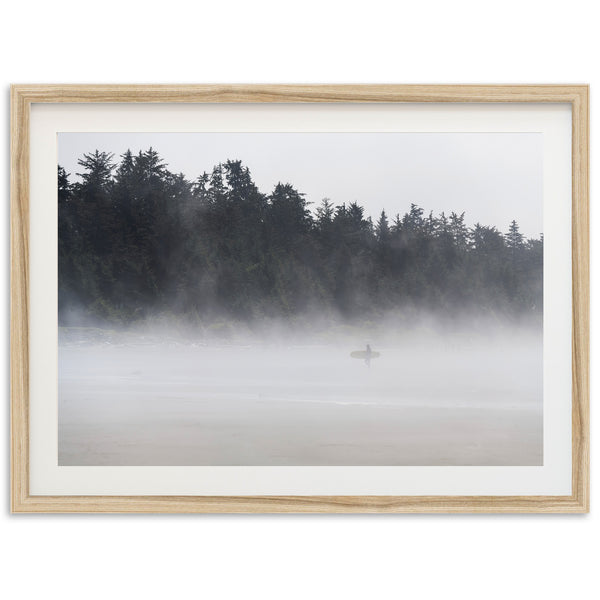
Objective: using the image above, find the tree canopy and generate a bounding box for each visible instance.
[58,149,543,327]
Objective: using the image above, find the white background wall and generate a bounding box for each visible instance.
[1,1,596,598]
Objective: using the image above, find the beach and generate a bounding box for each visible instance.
[58,335,543,466]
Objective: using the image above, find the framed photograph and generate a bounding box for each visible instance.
[11,84,589,513]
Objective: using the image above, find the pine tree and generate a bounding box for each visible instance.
[505,220,524,250]
[58,148,544,325]
[376,210,390,242]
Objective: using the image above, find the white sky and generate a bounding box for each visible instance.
[58,132,543,238]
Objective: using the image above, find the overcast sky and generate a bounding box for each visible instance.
[58,132,543,238]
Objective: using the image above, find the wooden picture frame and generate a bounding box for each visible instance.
[11,84,589,513]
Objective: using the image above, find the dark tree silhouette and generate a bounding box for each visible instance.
[58,150,543,326]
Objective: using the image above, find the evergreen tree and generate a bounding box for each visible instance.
[58,148,544,326]
[505,220,524,250]
[376,210,390,243]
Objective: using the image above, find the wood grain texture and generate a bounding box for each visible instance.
[570,86,590,512]
[10,85,30,512]
[10,494,591,514]
[10,84,590,513]
[7,83,589,104]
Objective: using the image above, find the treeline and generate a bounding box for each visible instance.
[58,148,543,325]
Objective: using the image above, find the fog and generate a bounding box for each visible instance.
[57,136,543,466]
[58,320,542,466]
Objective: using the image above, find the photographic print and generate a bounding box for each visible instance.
[57,131,543,467]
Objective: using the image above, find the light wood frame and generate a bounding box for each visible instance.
[10,84,589,513]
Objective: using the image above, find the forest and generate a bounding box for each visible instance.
[58,148,543,329]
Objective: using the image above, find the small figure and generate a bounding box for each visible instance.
[350,346,380,365]
[365,344,373,367]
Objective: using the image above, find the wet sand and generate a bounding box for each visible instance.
[58,341,543,466]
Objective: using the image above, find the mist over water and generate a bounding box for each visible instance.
[58,318,542,466]
[57,140,544,466]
